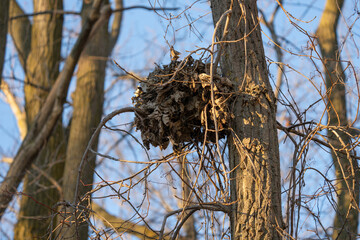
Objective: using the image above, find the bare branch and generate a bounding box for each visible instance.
[0,79,27,139]
[259,6,284,100]
[92,203,162,239]
[109,0,123,49]
[158,203,230,240]
[9,6,179,21]
[74,107,145,203]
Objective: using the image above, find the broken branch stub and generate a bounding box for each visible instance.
[132,57,234,150]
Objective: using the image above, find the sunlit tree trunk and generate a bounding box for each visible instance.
[210,1,283,239]
[317,0,359,238]
[12,0,65,238]
[58,0,122,239]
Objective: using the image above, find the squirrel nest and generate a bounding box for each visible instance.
[132,57,234,150]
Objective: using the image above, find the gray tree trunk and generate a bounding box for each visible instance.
[317,0,359,238]
[210,1,283,239]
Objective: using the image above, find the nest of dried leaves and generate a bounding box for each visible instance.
[132,57,235,150]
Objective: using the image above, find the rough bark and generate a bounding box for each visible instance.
[210,1,283,239]
[316,0,359,238]
[57,0,122,239]
[0,0,10,87]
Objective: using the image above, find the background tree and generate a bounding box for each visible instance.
[58,0,122,238]
[11,0,65,238]
[2,0,123,239]
[0,0,10,87]
[0,0,103,222]
[317,0,359,238]
[0,0,112,239]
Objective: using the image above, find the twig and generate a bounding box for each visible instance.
[209,8,232,190]
[158,203,230,240]
[113,60,145,81]
[74,107,145,203]
[276,121,360,160]
[171,209,197,240]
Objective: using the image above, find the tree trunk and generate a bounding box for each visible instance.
[8,0,31,70]
[317,0,359,238]
[0,0,10,87]
[210,1,283,239]
[13,0,65,239]
[57,0,122,239]
[1,0,29,141]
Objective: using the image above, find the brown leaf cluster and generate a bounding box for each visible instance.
[133,57,234,150]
